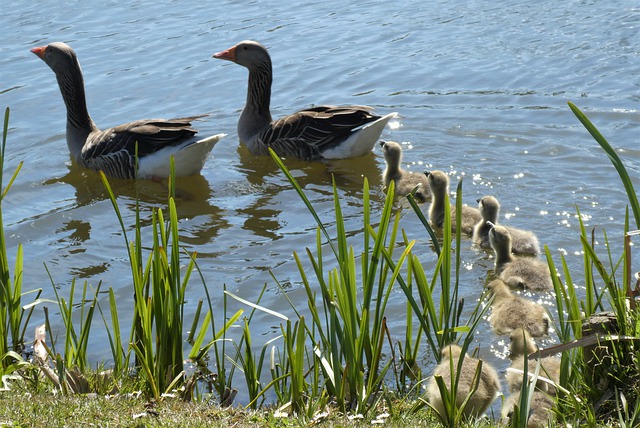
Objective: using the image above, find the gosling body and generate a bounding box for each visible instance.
[426,170,481,235]
[486,279,549,337]
[502,390,556,428]
[380,141,430,202]
[507,328,561,395]
[473,196,540,256]
[426,344,501,419]
[489,223,553,292]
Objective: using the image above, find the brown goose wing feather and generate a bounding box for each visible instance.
[259,106,380,159]
[79,116,206,178]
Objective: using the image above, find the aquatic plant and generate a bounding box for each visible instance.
[0,107,41,362]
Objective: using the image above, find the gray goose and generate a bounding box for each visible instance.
[425,170,482,235]
[488,223,553,292]
[380,141,430,203]
[426,344,501,419]
[473,196,540,256]
[213,40,397,160]
[31,42,225,179]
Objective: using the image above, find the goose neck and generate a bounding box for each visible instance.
[245,60,273,121]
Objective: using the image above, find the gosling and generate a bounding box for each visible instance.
[486,279,550,337]
[506,328,561,395]
[502,390,556,428]
[473,196,540,256]
[425,170,482,235]
[380,141,430,203]
[426,344,501,420]
[489,223,553,292]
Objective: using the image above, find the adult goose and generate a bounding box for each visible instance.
[213,40,397,160]
[473,195,540,256]
[380,141,430,203]
[31,42,225,179]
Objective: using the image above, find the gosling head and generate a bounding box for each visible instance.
[441,343,463,360]
[379,140,403,164]
[477,196,500,222]
[509,328,538,358]
[488,223,512,251]
[425,170,450,197]
[486,279,511,296]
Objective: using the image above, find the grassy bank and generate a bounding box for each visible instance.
[1,103,639,427]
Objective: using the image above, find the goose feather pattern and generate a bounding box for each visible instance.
[32,42,224,179]
[213,40,396,160]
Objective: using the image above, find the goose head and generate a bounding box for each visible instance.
[213,40,271,71]
[31,42,80,76]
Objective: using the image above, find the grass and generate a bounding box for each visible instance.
[0,102,639,427]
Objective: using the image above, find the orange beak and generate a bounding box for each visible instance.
[213,46,236,62]
[30,46,47,59]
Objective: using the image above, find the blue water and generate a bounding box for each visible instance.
[1,0,639,409]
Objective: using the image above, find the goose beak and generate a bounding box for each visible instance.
[379,141,386,147]
[424,171,431,177]
[213,46,236,62]
[30,46,46,59]
[486,221,495,228]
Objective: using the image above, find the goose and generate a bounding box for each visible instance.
[502,390,556,428]
[473,196,540,256]
[213,40,397,160]
[506,328,561,395]
[486,279,550,337]
[31,42,224,179]
[426,344,501,419]
[425,170,481,235]
[380,141,430,202]
[488,223,553,292]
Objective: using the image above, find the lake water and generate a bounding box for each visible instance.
[1,0,639,408]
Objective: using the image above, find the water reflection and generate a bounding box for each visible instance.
[233,145,384,240]
[44,163,229,245]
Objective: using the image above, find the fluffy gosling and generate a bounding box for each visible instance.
[486,279,550,337]
[425,170,482,235]
[473,195,540,256]
[502,390,556,428]
[489,223,553,292]
[506,328,561,395]
[380,141,430,202]
[426,344,501,419]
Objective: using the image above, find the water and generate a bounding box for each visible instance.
[1,0,639,406]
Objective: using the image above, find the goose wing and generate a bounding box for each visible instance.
[258,106,380,159]
[80,116,204,178]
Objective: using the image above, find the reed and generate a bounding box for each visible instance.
[268,148,410,414]
[545,103,640,426]
[97,162,242,400]
[42,274,101,373]
[0,107,41,362]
